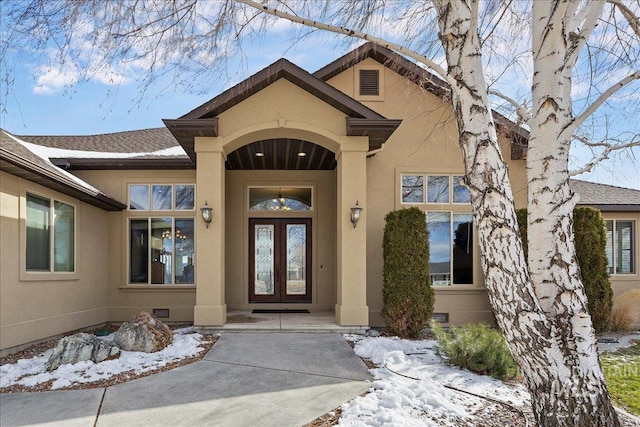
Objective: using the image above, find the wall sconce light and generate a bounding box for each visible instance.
[200,201,213,228]
[351,201,363,228]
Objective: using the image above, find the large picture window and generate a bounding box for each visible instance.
[427,212,474,286]
[606,220,635,274]
[129,217,195,284]
[26,194,75,272]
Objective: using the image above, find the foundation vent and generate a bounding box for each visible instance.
[153,308,170,318]
[432,313,449,323]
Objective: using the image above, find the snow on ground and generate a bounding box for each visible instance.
[0,328,207,390]
[339,334,530,427]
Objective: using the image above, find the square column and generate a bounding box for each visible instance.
[194,137,226,325]
[335,137,369,326]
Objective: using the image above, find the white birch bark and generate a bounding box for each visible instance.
[433,1,619,425]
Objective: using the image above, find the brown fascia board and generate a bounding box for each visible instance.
[179,58,388,121]
[347,118,404,150]
[50,157,195,170]
[166,58,401,157]
[577,203,640,212]
[0,150,126,211]
[316,42,530,160]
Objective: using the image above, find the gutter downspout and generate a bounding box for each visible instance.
[366,144,385,158]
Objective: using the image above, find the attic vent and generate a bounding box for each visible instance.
[359,69,379,96]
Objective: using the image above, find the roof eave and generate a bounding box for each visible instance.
[162,118,219,162]
[0,153,126,211]
[347,118,403,150]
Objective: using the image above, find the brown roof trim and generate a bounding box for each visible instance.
[50,158,195,170]
[0,148,126,211]
[180,58,388,121]
[316,42,530,160]
[167,58,402,159]
[577,204,640,212]
[347,118,404,151]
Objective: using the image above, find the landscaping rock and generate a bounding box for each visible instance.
[113,311,173,353]
[45,332,120,371]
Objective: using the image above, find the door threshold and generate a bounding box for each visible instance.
[252,309,310,314]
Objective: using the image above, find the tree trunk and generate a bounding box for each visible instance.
[434,1,619,425]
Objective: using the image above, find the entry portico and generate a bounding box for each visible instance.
[164,59,401,327]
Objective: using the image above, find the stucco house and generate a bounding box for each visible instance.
[1,43,638,353]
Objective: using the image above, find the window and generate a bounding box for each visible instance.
[401,175,469,205]
[359,69,379,96]
[129,184,194,211]
[399,173,474,286]
[26,194,75,272]
[427,212,474,286]
[606,220,635,274]
[129,217,195,284]
[248,187,312,211]
[128,183,196,285]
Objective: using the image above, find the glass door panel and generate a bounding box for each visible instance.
[286,224,307,295]
[254,224,275,295]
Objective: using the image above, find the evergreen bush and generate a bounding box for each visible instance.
[433,322,519,380]
[516,207,613,332]
[382,207,433,338]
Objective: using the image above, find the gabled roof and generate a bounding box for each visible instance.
[0,130,126,211]
[315,42,530,159]
[571,179,640,212]
[164,58,402,161]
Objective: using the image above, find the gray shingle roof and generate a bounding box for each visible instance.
[16,127,179,154]
[0,130,126,211]
[571,179,640,211]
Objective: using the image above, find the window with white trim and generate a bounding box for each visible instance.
[605,220,635,274]
[26,193,75,272]
[400,174,474,286]
[128,184,195,285]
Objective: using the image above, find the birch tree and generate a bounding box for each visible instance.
[2,1,639,425]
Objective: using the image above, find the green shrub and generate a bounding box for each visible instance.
[382,207,433,338]
[433,322,519,380]
[516,207,613,332]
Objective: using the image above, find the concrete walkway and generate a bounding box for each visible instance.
[0,333,371,427]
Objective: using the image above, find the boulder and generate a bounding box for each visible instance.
[45,332,120,371]
[113,311,173,353]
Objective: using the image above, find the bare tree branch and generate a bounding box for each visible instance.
[489,89,532,124]
[237,0,455,87]
[608,0,640,38]
[563,70,640,138]
[570,135,640,176]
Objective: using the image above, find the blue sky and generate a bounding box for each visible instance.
[1,12,638,190]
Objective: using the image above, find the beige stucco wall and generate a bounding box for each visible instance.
[73,169,197,322]
[224,170,336,310]
[0,171,110,351]
[327,58,528,327]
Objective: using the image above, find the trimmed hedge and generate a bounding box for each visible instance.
[516,207,613,332]
[382,207,434,338]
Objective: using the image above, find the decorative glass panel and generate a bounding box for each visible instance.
[54,201,74,272]
[129,185,149,210]
[427,176,449,203]
[152,185,172,210]
[453,213,473,284]
[286,224,307,295]
[249,187,312,211]
[130,219,149,283]
[175,219,195,284]
[616,221,634,274]
[255,225,275,295]
[401,175,424,203]
[151,218,172,284]
[26,194,50,271]
[428,212,451,286]
[175,185,195,210]
[453,176,471,203]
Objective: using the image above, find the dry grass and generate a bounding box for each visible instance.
[609,290,640,332]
